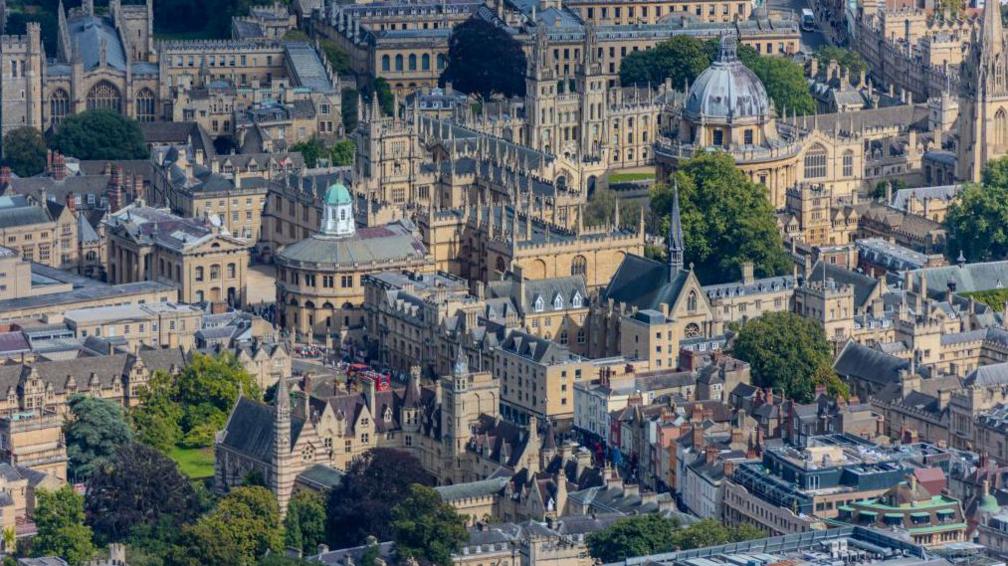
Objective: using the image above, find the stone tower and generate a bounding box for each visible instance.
[0,22,43,139]
[272,375,296,515]
[439,346,499,483]
[525,27,558,154]
[577,24,608,159]
[957,2,1008,182]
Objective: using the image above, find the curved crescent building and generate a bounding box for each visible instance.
[275,182,433,342]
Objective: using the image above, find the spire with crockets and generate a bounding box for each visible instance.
[668,180,685,280]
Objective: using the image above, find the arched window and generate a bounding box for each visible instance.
[381,55,390,72]
[842,150,854,177]
[684,322,701,338]
[395,54,404,72]
[437,54,447,70]
[210,264,221,280]
[195,266,204,281]
[421,53,431,71]
[571,255,587,277]
[408,54,417,71]
[49,89,70,126]
[687,290,698,312]
[495,256,507,273]
[571,292,582,309]
[135,88,156,122]
[996,109,1008,146]
[86,81,122,113]
[804,145,827,179]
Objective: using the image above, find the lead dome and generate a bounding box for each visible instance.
[684,35,772,123]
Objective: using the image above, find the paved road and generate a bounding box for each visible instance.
[766,0,831,53]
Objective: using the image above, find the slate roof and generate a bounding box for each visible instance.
[0,196,53,229]
[219,397,306,462]
[966,362,1008,387]
[435,476,509,501]
[276,220,428,267]
[809,260,881,309]
[892,184,963,210]
[68,15,127,72]
[486,275,587,316]
[499,330,578,364]
[297,464,346,490]
[913,260,1008,296]
[833,340,910,386]
[602,254,688,311]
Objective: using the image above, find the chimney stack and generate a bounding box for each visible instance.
[65,192,76,214]
[52,152,66,181]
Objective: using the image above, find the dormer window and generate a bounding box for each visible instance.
[571,292,582,308]
[553,295,564,310]
[534,296,545,312]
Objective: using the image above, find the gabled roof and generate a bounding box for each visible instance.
[833,340,909,386]
[602,254,689,311]
[219,397,305,463]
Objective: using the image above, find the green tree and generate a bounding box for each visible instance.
[587,517,762,562]
[743,54,816,116]
[132,353,259,451]
[64,395,133,481]
[320,39,352,75]
[651,152,790,283]
[440,18,526,98]
[391,485,467,566]
[945,159,1008,262]
[2,127,48,177]
[586,514,681,562]
[341,88,359,132]
[361,78,395,117]
[326,448,433,547]
[49,110,148,161]
[283,29,309,40]
[32,486,96,566]
[814,46,867,77]
[330,140,355,166]
[620,35,711,87]
[283,492,326,556]
[85,442,199,544]
[130,381,184,453]
[871,179,907,200]
[732,311,847,402]
[964,289,1008,310]
[584,187,642,230]
[173,486,281,566]
[290,137,327,168]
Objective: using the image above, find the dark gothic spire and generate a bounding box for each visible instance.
[668,181,684,279]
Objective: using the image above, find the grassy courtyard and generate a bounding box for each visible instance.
[169,446,216,480]
[608,171,656,183]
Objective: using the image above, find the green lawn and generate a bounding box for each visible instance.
[169,446,216,480]
[608,171,656,183]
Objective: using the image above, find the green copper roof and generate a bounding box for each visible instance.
[325,182,352,205]
[980,494,1001,513]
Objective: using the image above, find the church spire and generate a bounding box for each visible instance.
[977,0,1006,95]
[668,181,684,279]
[275,375,291,458]
[982,1,1004,64]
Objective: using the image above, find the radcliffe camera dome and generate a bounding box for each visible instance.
[684,35,772,123]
